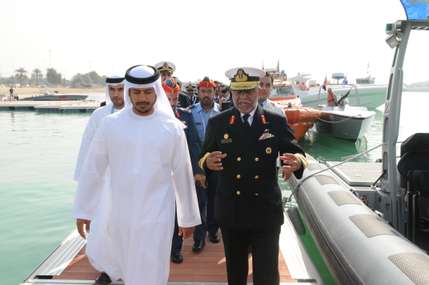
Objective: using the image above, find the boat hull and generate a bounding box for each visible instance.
[288,160,429,285]
[21,95,88,101]
[316,112,374,140]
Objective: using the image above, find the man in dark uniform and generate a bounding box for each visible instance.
[219,86,233,111]
[162,78,206,263]
[185,82,199,105]
[155,61,192,108]
[198,67,307,285]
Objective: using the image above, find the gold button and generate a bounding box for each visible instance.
[254,175,259,180]
[255,157,260,162]
[236,191,241,195]
[236,174,241,179]
[237,156,241,162]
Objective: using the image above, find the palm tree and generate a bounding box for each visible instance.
[15,68,28,87]
[32,68,43,86]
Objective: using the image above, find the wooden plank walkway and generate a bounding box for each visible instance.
[54,237,294,283]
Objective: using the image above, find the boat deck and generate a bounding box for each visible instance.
[326,161,381,208]
[0,101,99,112]
[326,161,382,187]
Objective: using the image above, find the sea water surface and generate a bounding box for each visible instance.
[0,92,428,285]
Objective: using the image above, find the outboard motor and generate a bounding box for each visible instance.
[397,133,429,251]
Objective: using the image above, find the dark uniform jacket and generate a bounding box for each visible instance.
[200,106,305,229]
[178,92,193,108]
[220,99,233,111]
[175,107,204,175]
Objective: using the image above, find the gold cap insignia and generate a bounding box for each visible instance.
[266,147,272,154]
[234,69,248,82]
[224,133,229,139]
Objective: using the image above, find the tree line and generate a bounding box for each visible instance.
[0,67,106,88]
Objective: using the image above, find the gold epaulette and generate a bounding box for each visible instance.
[199,152,211,170]
[294,153,309,169]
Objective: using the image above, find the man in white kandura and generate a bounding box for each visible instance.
[73,65,201,285]
[74,75,125,181]
[73,75,125,284]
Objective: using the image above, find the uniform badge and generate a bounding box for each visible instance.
[266,147,272,154]
[221,133,232,144]
[261,114,268,124]
[259,129,275,140]
[229,115,236,125]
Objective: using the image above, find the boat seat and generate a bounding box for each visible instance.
[398,152,429,190]
[406,170,429,195]
[397,133,429,245]
[397,133,429,188]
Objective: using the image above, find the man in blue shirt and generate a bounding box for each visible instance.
[191,77,221,248]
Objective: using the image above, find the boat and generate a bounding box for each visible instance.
[286,19,429,285]
[20,92,88,101]
[285,72,387,110]
[356,75,375,85]
[271,80,321,141]
[299,84,386,111]
[314,87,375,140]
[315,104,375,140]
[356,64,377,87]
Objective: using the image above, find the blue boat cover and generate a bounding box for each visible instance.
[400,0,429,20]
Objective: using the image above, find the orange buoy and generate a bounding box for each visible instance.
[284,107,321,141]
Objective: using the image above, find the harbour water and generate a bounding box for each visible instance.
[0,92,427,285]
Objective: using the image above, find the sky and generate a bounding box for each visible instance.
[0,0,427,84]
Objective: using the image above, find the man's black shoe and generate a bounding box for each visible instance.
[208,232,220,243]
[192,239,206,253]
[171,252,184,264]
[94,272,112,285]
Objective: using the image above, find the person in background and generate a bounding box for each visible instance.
[162,78,207,262]
[258,73,285,118]
[155,61,192,108]
[191,77,221,244]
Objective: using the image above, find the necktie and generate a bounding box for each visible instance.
[242,113,250,127]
